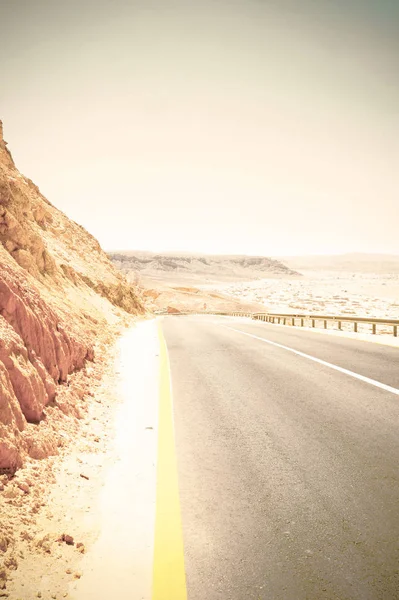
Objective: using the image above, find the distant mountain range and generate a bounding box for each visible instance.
[108,251,300,284]
[278,253,399,274]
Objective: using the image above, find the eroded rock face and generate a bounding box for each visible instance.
[0,120,145,470]
[0,346,26,471]
[0,261,91,386]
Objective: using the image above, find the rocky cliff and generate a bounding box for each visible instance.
[0,121,144,472]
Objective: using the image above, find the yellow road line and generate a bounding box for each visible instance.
[152,323,187,600]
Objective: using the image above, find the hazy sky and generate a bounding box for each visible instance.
[1,0,398,255]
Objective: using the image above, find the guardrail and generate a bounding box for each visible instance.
[251,313,399,337]
[192,311,399,337]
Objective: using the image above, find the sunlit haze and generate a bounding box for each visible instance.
[2,0,398,255]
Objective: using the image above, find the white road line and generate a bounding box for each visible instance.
[222,325,399,397]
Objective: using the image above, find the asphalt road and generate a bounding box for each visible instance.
[161,315,399,600]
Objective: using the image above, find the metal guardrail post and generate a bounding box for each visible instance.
[301,318,304,327]
[372,323,376,335]
[338,321,342,330]
[354,322,358,333]
[394,325,398,337]
[312,319,315,328]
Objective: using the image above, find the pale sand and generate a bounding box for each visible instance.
[70,320,159,600]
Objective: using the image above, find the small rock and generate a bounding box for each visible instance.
[17,482,29,494]
[0,484,4,492]
[58,534,74,546]
[37,592,42,598]
[66,568,72,575]
[0,534,8,552]
[37,533,52,553]
[79,474,89,480]
[31,502,41,514]
[74,572,82,579]
[76,543,85,554]
[51,594,57,599]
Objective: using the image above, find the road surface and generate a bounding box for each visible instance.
[161,315,399,600]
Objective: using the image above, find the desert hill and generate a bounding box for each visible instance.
[0,120,144,472]
[109,250,300,285]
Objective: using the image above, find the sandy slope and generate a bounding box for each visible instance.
[139,281,266,314]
